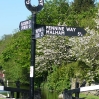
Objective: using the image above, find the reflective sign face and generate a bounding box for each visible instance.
[25,0,44,12]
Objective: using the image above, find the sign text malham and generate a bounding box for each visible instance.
[46,26,65,35]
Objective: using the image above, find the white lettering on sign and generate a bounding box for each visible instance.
[35,27,44,38]
[26,0,30,4]
[21,20,31,26]
[21,25,28,30]
[78,32,83,36]
[46,26,65,35]
[41,32,44,37]
[66,27,76,32]
[21,25,31,30]
[39,0,44,6]
[20,20,31,30]
[28,24,31,29]
[36,27,44,33]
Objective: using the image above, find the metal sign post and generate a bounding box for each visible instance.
[18,1,86,99]
[25,0,44,99]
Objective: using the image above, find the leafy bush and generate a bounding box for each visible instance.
[46,64,74,92]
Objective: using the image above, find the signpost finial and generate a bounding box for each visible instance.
[25,0,44,13]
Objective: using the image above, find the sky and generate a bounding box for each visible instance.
[0,0,99,39]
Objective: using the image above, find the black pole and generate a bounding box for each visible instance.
[75,81,79,98]
[30,13,36,99]
[10,91,14,98]
[16,92,20,99]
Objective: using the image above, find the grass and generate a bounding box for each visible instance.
[79,93,99,99]
[0,98,5,99]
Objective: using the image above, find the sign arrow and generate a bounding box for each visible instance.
[45,25,86,37]
[65,26,86,36]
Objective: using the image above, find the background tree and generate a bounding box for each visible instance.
[37,0,69,25]
[72,0,95,13]
[0,0,99,92]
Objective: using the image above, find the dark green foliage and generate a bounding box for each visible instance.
[37,0,69,25]
[46,65,71,92]
[72,0,95,13]
[45,61,90,92]
[0,30,31,84]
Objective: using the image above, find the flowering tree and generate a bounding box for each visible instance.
[35,35,71,74]
[35,9,99,82]
[67,9,99,81]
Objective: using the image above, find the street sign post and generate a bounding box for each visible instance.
[19,0,86,99]
[24,0,44,99]
[25,0,44,12]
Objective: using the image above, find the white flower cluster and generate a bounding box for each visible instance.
[35,10,99,76]
[68,12,99,66]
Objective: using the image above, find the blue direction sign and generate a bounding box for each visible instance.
[19,19,31,30]
[35,27,45,39]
